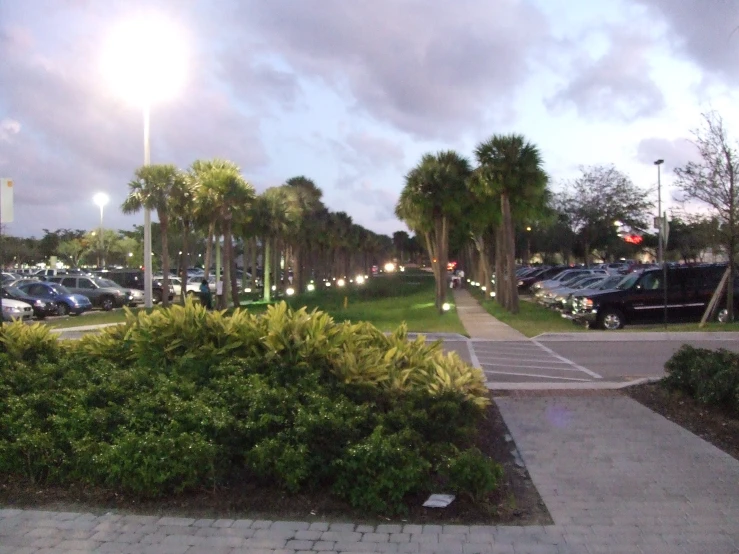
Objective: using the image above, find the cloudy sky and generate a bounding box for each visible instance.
[1,0,738,239]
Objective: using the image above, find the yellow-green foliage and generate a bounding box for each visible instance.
[73,300,489,407]
[0,321,62,362]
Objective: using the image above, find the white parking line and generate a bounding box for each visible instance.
[532,339,602,378]
[482,362,592,372]
[483,356,573,364]
[484,370,592,382]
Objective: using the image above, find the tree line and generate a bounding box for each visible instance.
[397,114,739,319]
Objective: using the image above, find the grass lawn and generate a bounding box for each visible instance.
[44,272,468,335]
[468,287,586,337]
[469,286,739,336]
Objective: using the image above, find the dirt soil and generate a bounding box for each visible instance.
[623,382,739,461]
[0,393,552,526]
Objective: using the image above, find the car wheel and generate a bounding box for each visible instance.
[599,308,624,330]
[717,308,729,323]
[57,303,70,316]
[101,297,114,311]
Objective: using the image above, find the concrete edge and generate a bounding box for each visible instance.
[532,331,739,341]
[50,322,123,333]
[487,376,662,391]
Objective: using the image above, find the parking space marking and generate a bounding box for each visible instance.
[532,339,602,378]
[483,370,593,382]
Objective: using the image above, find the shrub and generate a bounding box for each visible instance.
[441,447,504,502]
[0,321,62,363]
[664,345,739,413]
[332,427,430,515]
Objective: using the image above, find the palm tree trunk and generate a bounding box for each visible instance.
[180,222,191,303]
[263,237,272,302]
[273,240,280,292]
[502,194,519,314]
[220,221,232,309]
[204,222,215,278]
[494,225,507,308]
[294,244,303,294]
[159,214,170,308]
[231,242,240,308]
[250,238,257,289]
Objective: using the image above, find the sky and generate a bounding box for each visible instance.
[1,0,739,239]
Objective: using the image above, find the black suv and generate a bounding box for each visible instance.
[571,265,738,330]
[96,269,174,304]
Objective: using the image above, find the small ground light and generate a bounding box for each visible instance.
[271,285,276,291]
[286,287,295,296]
[490,291,496,297]
[365,275,368,279]
[244,287,252,293]
[481,286,486,291]
[355,275,365,284]
[326,282,332,287]
[384,262,395,272]
[442,302,451,311]
[337,278,346,287]
[307,283,315,292]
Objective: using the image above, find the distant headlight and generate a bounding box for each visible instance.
[34,300,44,307]
[518,280,524,286]
[3,306,21,313]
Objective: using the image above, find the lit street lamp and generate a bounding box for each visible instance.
[93,192,109,268]
[102,15,187,307]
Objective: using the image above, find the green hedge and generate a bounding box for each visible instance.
[663,345,739,414]
[0,301,501,515]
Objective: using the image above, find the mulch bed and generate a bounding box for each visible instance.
[0,393,552,525]
[623,382,739,461]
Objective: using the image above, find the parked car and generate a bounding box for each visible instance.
[15,281,93,316]
[1,296,33,322]
[154,275,182,297]
[570,264,738,330]
[533,269,607,296]
[96,269,175,303]
[47,275,130,311]
[185,275,216,295]
[561,275,625,315]
[2,285,58,319]
[539,275,609,308]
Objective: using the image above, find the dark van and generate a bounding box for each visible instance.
[96,269,175,304]
[571,264,737,330]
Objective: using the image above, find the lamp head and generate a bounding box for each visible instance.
[93,192,110,208]
[654,159,664,166]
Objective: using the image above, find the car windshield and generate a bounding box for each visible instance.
[95,278,120,288]
[617,273,640,290]
[597,276,622,289]
[4,286,32,299]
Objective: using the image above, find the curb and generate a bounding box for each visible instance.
[50,323,122,333]
[487,377,661,391]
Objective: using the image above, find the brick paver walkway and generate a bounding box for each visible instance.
[3,395,738,553]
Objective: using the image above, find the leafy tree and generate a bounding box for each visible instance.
[558,165,652,266]
[666,213,721,263]
[674,112,739,321]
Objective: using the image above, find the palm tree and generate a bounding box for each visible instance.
[191,159,255,308]
[473,135,548,313]
[122,164,186,307]
[395,151,471,312]
[169,172,198,301]
[251,186,302,302]
[285,176,324,293]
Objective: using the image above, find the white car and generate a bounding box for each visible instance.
[154,276,183,297]
[186,276,216,295]
[1,298,34,322]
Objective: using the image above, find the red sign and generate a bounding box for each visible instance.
[623,234,643,245]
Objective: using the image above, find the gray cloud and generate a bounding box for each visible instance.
[232,0,552,139]
[632,0,739,83]
[636,137,701,173]
[547,29,665,121]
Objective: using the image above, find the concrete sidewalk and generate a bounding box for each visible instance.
[452,288,528,341]
[2,395,737,553]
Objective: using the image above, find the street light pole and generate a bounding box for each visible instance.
[93,192,109,269]
[655,159,666,327]
[143,102,153,308]
[655,159,664,264]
